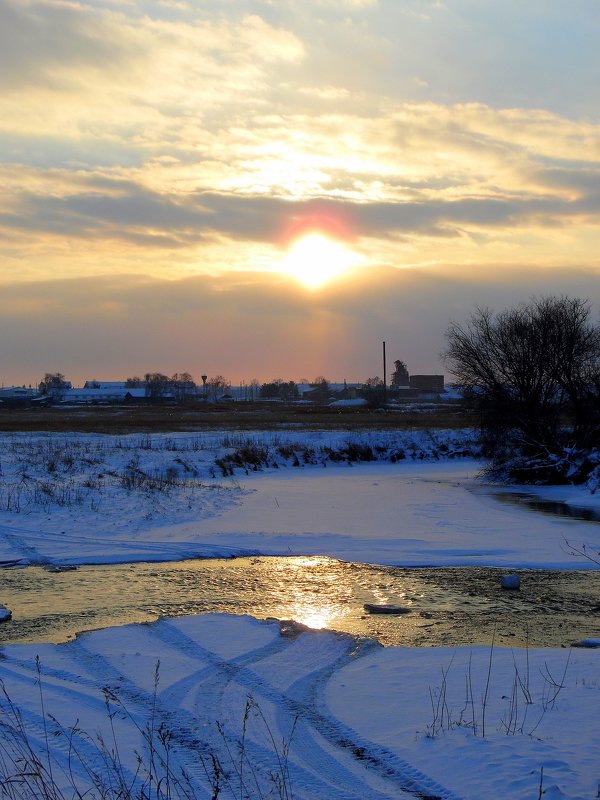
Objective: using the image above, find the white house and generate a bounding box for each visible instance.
[61,387,146,404]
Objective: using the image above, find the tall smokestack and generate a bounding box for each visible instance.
[382,341,387,404]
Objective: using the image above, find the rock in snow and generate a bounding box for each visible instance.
[500,574,521,590]
[363,603,411,614]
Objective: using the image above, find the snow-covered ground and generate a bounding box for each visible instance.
[1,614,598,800]
[0,430,598,569]
[0,430,599,800]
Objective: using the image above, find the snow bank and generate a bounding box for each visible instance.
[0,614,597,800]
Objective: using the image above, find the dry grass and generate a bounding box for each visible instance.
[0,402,473,434]
[0,662,296,800]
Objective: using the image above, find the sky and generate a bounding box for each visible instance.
[2,0,600,387]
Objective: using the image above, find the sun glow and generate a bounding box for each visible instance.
[290,602,341,630]
[282,233,361,289]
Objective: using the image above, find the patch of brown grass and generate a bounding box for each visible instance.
[0,402,473,434]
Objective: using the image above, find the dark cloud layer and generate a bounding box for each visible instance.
[2,267,599,386]
[3,178,600,248]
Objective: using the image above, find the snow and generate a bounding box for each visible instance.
[0,430,597,569]
[329,397,368,406]
[0,429,599,799]
[174,461,600,569]
[0,615,598,800]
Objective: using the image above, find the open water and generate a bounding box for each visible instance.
[1,556,598,649]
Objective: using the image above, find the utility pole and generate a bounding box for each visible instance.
[382,340,387,405]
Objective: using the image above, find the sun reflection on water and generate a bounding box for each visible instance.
[289,602,344,630]
[3,555,595,649]
[271,556,350,629]
[275,556,332,570]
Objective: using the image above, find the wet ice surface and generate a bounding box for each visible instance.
[490,489,600,522]
[1,555,598,648]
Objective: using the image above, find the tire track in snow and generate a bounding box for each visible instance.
[0,526,46,564]
[1,618,467,800]
[0,662,146,793]
[150,620,466,800]
[0,521,257,565]
[61,626,341,799]
[284,649,464,800]
[63,636,228,798]
[54,624,396,799]
[77,623,371,800]
[151,621,401,800]
[1,644,221,798]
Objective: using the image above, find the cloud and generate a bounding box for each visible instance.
[1,0,600,375]
[1,266,599,386]
[0,1,305,147]
[2,173,600,253]
[0,0,145,91]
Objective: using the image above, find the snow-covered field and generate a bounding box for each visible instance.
[1,429,599,800]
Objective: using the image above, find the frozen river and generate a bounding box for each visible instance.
[1,555,598,648]
[1,451,599,652]
[1,446,600,800]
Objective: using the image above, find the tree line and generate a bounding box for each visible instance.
[36,373,341,403]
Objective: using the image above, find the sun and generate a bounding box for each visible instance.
[282,233,361,289]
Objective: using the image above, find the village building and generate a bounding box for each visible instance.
[409,374,445,392]
[61,387,147,404]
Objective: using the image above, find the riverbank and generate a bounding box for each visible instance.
[0,435,598,569]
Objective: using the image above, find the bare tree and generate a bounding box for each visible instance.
[206,375,231,401]
[309,376,330,402]
[259,379,299,400]
[443,296,600,483]
[362,376,386,408]
[38,373,70,399]
[144,372,170,400]
[248,378,260,401]
[171,372,196,401]
[563,539,600,567]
